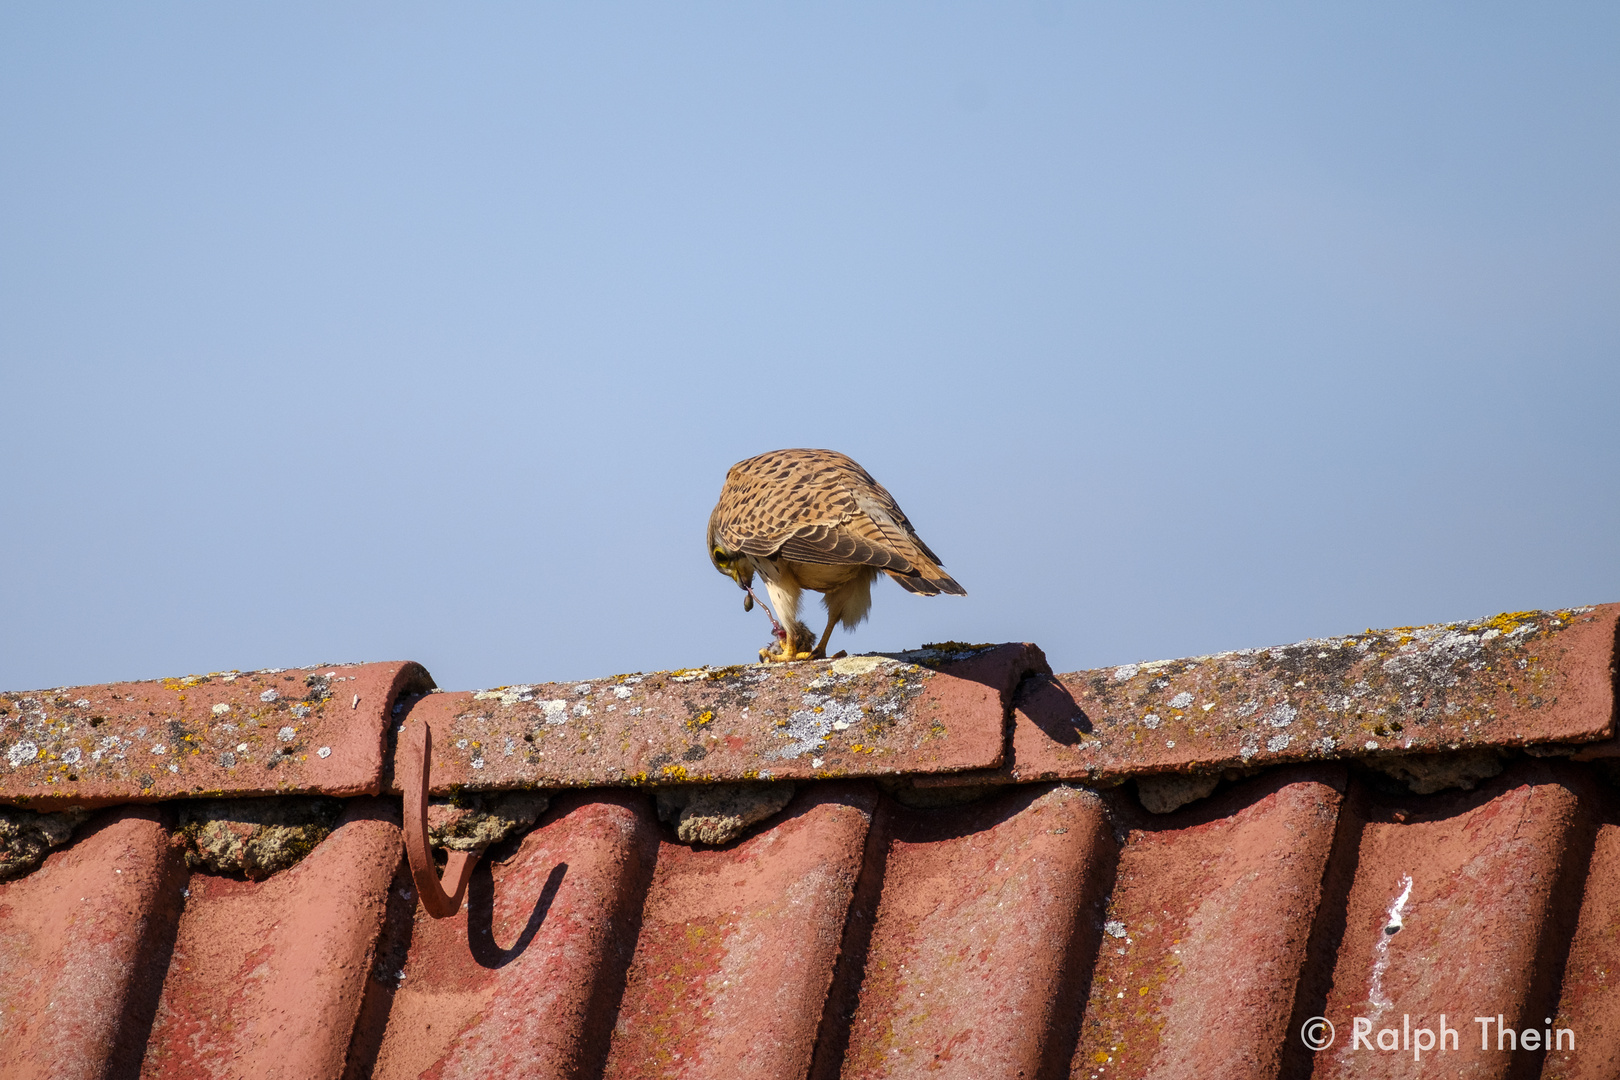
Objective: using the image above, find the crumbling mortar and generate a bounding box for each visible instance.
[0,805,90,880]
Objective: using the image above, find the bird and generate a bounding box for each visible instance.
[707,449,966,663]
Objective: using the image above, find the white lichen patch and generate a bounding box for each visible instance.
[212,703,231,716]
[1266,704,1298,728]
[475,685,529,705]
[766,696,847,759]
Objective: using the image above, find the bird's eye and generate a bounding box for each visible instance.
[712,548,729,564]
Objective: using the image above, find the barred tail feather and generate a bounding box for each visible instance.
[885,566,967,597]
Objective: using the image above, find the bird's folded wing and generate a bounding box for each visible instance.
[775,521,918,571]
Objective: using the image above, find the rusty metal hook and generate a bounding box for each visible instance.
[401,719,476,919]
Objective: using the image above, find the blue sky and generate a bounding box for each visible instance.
[3,4,1617,691]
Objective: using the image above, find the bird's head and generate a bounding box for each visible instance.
[707,517,754,592]
[709,544,750,585]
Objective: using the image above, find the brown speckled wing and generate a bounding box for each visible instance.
[711,449,966,595]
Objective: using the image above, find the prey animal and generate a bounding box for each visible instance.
[708,449,965,662]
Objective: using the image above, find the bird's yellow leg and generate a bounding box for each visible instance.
[812,613,838,660]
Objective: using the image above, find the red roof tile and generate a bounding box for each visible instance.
[1304,762,1595,1080]
[142,799,400,1078]
[603,784,876,1079]
[389,644,1043,795]
[837,784,1111,1079]
[5,762,1620,1077]
[0,662,434,809]
[362,791,657,1079]
[1074,768,1345,1080]
[1012,605,1618,786]
[1547,806,1620,1080]
[0,807,182,1080]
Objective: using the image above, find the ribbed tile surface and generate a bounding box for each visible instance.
[140,801,401,1080]
[9,760,1620,1078]
[1546,803,1620,1080]
[838,785,1112,1080]
[604,785,877,1080]
[1307,763,1595,1080]
[0,808,184,1080]
[364,791,659,1080]
[1075,769,1345,1080]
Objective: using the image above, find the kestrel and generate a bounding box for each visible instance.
[708,449,966,663]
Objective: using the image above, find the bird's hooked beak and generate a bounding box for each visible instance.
[711,545,755,607]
